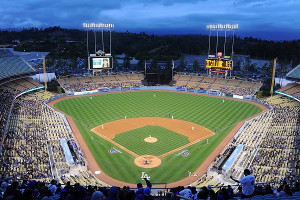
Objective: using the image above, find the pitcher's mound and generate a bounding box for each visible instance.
[144,137,157,143]
[134,155,161,168]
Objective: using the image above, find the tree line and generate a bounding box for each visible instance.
[0,26,299,68]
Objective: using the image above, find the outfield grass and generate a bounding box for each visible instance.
[54,91,262,184]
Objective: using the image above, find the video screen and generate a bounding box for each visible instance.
[89,56,112,69]
[205,58,233,70]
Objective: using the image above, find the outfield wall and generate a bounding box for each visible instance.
[65,86,257,101]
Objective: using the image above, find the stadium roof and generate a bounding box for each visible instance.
[0,49,36,80]
[286,64,300,81]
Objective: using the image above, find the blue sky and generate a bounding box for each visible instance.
[0,0,299,40]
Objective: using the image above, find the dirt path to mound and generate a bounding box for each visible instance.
[48,90,269,188]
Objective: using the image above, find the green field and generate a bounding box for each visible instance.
[54,91,262,184]
[113,125,190,156]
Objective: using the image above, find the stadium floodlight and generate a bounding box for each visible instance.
[206,24,238,31]
[83,23,114,29]
[206,24,238,70]
[82,22,115,56]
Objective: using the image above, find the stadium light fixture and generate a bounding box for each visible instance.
[206,24,238,31]
[82,22,115,57]
[206,23,238,70]
[83,23,114,29]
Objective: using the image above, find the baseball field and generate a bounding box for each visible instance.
[53,90,264,186]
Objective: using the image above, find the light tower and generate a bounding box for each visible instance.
[82,23,115,73]
[82,23,115,56]
[205,24,238,76]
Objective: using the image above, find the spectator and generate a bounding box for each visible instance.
[227,185,233,199]
[136,178,152,199]
[254,184,265,196]
[178,186,193,200]
[233,186,243,198]
[64,181,73,193]
[264,184,274,195]
[190,186,197,200]
[277,181,287,193]
[20,180,28,190]
[3,181,22,200]
[123,186,135,200]
[65,185,87,200]
[197,186,208,200]
[292,181,300,192]
[105,186,119,200]
[230,168,255,198]
[277,185,293,197]
[208,189,217,200]
[0,181,7,198]
[91,191,104,200]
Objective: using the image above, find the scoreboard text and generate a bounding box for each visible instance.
[205,58,233,70]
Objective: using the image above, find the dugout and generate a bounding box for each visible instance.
[222,144,244,178]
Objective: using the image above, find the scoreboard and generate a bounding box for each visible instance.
[205,58,233,70]
[89,56,113,70]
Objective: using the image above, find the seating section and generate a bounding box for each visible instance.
[58,73,144,92]
[0,50,35,79]
[215,95,300,189]
[1,77,300,200]
[0,80,107,186]
[278,82,300,99]
[0,78,42,147]
[61,170,106,187]
[0,88,15,145]
[174,74,263,96]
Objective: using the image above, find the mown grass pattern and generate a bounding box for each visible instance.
[54,91,262,184]
[113,125,190,156]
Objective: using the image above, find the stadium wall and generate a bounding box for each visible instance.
[64,85,258,101]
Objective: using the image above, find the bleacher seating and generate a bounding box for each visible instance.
[278,82,300,99]
[58,73,144,92]
[1,67,300,200]
[174,74,263,96]
[0,87,107,188]
[217,94,300,189]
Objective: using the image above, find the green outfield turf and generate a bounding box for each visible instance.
[54,91,262,184]
[113,125,190,156]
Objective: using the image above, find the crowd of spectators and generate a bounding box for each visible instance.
[0,78,42,143]
[0,176,300,200]
[1,76,300,200]
[0,86,96,186]
[174,74,262,96]
[58,73,144,93]
[0,91,53,181]
[217,94,300,190]
[278,82,300,100]
[0,88,14,140]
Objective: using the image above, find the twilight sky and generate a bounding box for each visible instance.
[0,0,299,40]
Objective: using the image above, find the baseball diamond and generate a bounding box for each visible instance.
[50,90,267,187]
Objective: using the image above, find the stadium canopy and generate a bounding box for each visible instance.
[286,64,300,82]
[0,49,36,80]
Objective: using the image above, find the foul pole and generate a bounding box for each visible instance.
[270,58,277,96]
[43,56,47,91]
